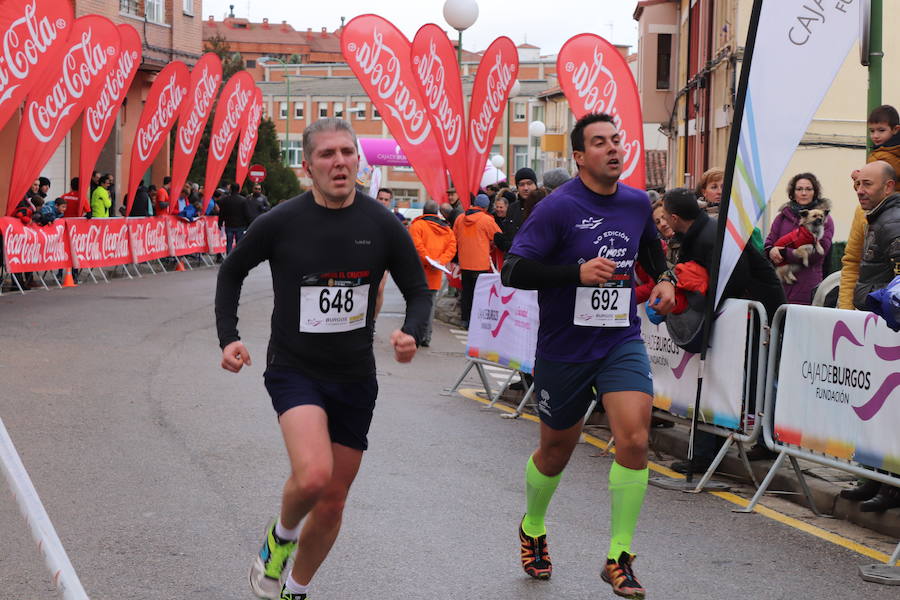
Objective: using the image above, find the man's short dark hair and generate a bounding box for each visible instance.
[230,182,240,193]
[98,173,112,186]
[868,104,900,128]
[663,187,701,220]
[39,176,50,188]
[570,113,617,152]
[377,187,392,197]
[422,200,438,215]
[70,177,79,192]
[163,176,172,185]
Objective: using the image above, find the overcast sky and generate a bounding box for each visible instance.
[201,0,640,55]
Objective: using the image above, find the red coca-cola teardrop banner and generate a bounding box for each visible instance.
[203,70,255,211]
[6,15,120,216]
[557,33,645,190]
[170,52,223,213]
[411,23,468,196]
[342,15,448,204]
[76,24,141,216]
[125,60,189,215]
[466,36,518,200]
[234,86,264,188]
[0,0,74,134]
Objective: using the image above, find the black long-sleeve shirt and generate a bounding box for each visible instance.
[215,191,431,381]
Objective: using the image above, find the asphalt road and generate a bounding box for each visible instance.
[0,266,896,599]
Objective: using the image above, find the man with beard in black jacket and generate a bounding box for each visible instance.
[218,182,252,253]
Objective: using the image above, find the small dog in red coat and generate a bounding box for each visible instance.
[772,208,830,284]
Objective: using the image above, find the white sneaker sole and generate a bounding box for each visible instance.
[249,555,282,600]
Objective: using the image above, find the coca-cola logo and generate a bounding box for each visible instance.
[170,219,207,251]
[413,40,462,156]
[470,51,515,154]
[178,65,221,154]
[3,222,68,265]
[69,223,129,261]
[131,220,168,257]
[562,45,641,179]
[347,30,432,145]
[0,1,66,105]
[85,49,136,142]
[211,80,251,161]
[137,73,187,162]
[27,27,112,143]
[238,99,262,165]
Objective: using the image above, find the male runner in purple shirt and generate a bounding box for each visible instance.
[502,112,676,599]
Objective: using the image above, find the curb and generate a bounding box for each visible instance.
[646,422,900,539]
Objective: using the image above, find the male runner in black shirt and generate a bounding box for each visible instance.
[215,118,431,600]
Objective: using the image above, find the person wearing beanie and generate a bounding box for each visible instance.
[453,193,501,328]
[38,176,51,199]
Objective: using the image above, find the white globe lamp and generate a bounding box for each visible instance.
[490,154,505,169]
[529,120,546,138]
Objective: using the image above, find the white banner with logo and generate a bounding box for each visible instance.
[639,299,753,430]
[717,2,859,304]
[773,305,900,473]
[467,274,538,374]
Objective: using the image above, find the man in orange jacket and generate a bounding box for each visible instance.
[453,193,501,327]
[408,200,457,346]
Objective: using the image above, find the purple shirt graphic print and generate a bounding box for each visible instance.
[510,177,657,362]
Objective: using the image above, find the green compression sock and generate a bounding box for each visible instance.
[607,461,649,560]
[522,455,562,538]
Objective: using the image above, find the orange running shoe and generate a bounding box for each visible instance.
[518,517,552,580]
[601,551,646,599]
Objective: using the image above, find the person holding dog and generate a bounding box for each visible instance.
[764,172,835,304]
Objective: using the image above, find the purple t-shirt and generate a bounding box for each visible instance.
[510,177,657,362]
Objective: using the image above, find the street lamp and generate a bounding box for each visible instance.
[529,120,546,175]
[443,0,478,67]
[490,154,505,184]
[266,57,292,167]
[506,79,520,180]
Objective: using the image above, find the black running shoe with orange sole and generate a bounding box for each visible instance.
[601,551,646,599]
[518,518,552,580]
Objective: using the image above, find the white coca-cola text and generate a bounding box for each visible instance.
[27,27,111,143]
[351,29,432,145]
[566,45,641,179]
[470,50,513,154]
[85,49,136,142]
[2,222,68,266]
[0,1,64,105]
[136,73,187,162]
[130,219,168,259]
[69,223,129,263]
[169,219,207,252]
[238,99,262,166]
[178,65,221,154]
[210,80,251,161]
[415,39,462,156]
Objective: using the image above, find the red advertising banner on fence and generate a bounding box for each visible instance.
[0,0,74,136]
[204,217,226,254]
[170,53,223,213]
[0,217,70,273]
[342,15,448,204]
[66,217,131,269]
[165,215,208,256]
[6,15,120,216]
[411,23,468,196]
[76,23,141,216]
[127,216,170,263]
[203,71,255,211]
[235,86,264,188]
[466,37,518,200]
[126,61,189,215]
[557,33,646,190]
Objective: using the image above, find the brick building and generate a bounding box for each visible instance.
[0,0,203,212]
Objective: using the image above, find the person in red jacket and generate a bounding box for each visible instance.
[408,200,457,346]
[453,193,501,327]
